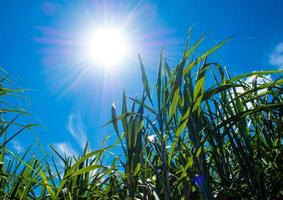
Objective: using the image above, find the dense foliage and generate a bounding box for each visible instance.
[1,32,283,199]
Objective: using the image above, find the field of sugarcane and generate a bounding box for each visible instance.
[1,32,283,199]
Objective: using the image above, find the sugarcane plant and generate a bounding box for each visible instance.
[110,30,283,199]
[0,30,282,199]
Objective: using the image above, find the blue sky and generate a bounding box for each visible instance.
[1,0,283,156]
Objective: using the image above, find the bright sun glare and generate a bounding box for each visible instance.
[83,27,129,67]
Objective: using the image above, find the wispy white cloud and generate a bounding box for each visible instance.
[244,74,272,94]
[53,142,78,157]
[269,42,283,69]
[12,140,24,154]
[51,114,87,158]
[232,74,272,109]
[66,114,87,149]
[235,74,272,94]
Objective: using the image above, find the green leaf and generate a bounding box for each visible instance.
[138,54,154,106]
[169,89,180,120]
[184,36,233,75]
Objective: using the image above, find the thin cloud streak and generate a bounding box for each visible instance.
[270,42,283,69]
[12,140,24,154]
[53,142,78,157]
[66,114,87,149]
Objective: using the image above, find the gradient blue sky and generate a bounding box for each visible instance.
[1,0,283,156]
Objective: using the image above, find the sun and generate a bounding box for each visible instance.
[83,26,129,68]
